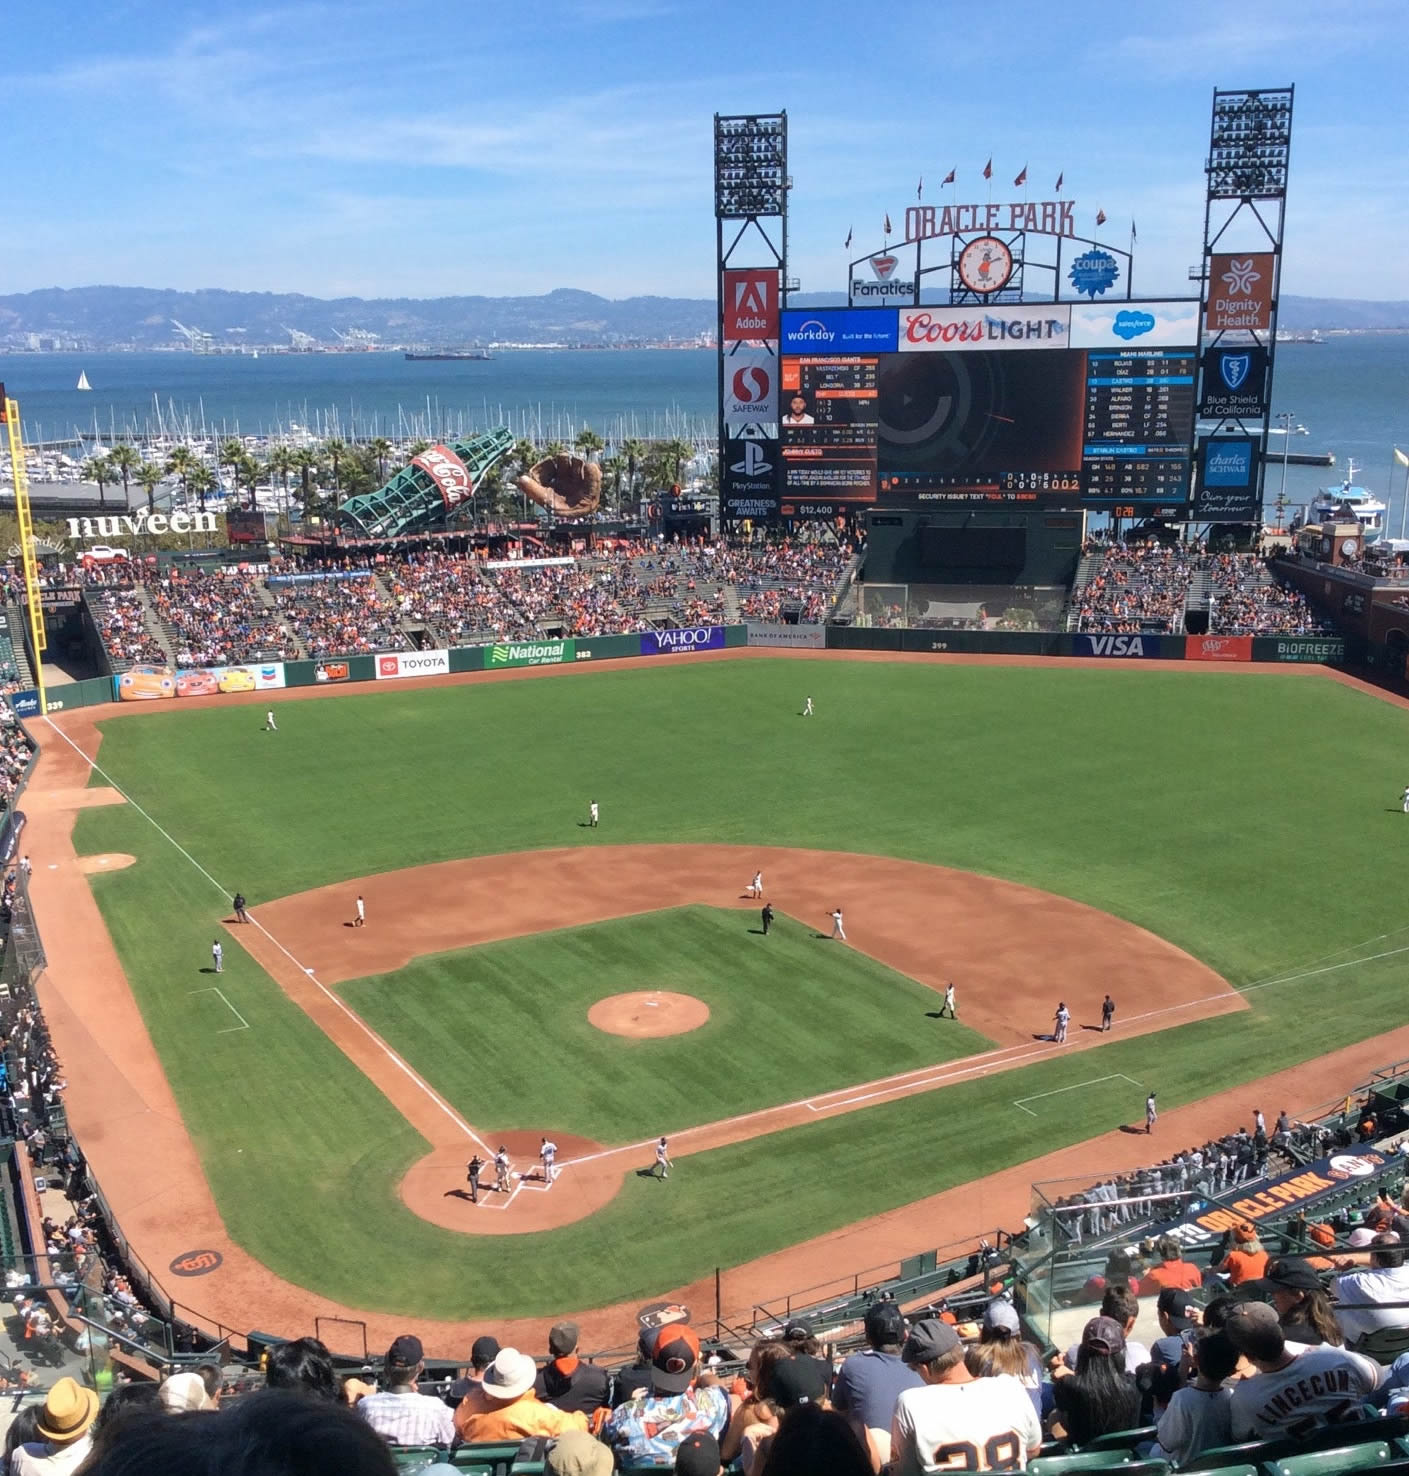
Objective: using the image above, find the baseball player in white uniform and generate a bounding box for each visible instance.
[494,1146,511,1193]
[1401,786,1409,814]
[939,983,957,1019]
[1145,1092,1158,1133]
[1053,1002,1070,1043]
[354,894,365,927]
[654,1136,673,1180]
[211,939,223,974]
[540,1137,558,1186]
[829,908,846,941]
[803,697,814,716]
[265,709,277,731]
[748,871,763,899]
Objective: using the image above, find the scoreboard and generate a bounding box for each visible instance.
[772,301,1199,514]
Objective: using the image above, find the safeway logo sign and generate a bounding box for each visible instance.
[723,348,777,425]
[723,269,779,340]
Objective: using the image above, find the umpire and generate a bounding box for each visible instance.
[466,1155,485,1204]
[761,903,775,935]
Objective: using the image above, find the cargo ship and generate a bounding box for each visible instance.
[404,349,493,361]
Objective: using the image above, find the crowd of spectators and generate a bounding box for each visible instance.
[383,556,528,645]
[88,591,166,667]
[492,564,651,639]
[149,570,298,666]
[267,577,409,658]
[1206,553,1335,635]
[0,716,34,817]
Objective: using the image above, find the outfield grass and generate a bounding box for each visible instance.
[70,659,1409,1317]
[338,906,991,1141]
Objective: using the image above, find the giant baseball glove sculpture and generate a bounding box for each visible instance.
[516,454,602,519]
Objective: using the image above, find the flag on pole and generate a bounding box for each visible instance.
[917,176,923,201]
[1014,164,1027,187]
[942,168,955,185]
[1396,447,1409,468]
[1096,208,1107,226]
[884,213,892,237]
[844,227,852,250]
[1054,172,1064,193]
[1131,218,1138,242]
[982,158,992,180]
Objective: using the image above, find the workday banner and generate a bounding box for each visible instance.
[1073,633,1169,659]
[487,640,576,669]
[642,627,727,656]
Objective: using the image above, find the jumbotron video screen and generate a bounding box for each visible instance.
[776,301,1199,512]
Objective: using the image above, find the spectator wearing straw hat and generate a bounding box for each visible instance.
[12,1376,99,1475]
[455,1348,588,1444]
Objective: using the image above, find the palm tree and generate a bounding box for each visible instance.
[135,461,164,511]
[368,437,393,482]
[107,444,140,507]
[218,437,246,500]
[267,445,296,517]
[292,448,317,515]
[601,456,624,515]
[82,455,113,510]
[620,437,646,510]
[187,462,215,516]
[663,437,694,486]
[165,445,198,508]
[544,440,567,459]
[323,438,347,502]
[237,453,261,510]
[406,439,432,461]
[574,428,604,462]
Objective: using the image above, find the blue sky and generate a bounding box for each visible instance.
[3,0,1405,303]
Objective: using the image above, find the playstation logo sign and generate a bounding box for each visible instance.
[729,442,773,477]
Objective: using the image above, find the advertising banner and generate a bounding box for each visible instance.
[851,250,917,304]
[1193,436,1261,521]
[1073,633,1166,659]
[1206,254,1275,333]
[486,639,575,669]
[722,346,778,430]
[722,436,780,520]
[375,649,450,680]
[172,663,287,697]
[642,626,727,655]
[1252,636,1345,665]
[1186,635,1253,663]
[1199,345,1271,420]
[1068,299,1201,349]
[781,309,898,355]
[899,304,1071,353]
[8,691,38,718]
[410,446,475,512]
[746,623,827,649]
[723,269,780,340]
[313,660,351,683]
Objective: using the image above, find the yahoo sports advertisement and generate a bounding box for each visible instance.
[641,627,726,656]
[775,304,1197,509]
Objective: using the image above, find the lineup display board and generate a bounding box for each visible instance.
[776,303,1197,511]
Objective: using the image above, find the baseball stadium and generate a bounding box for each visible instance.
[4,86,1409,1476]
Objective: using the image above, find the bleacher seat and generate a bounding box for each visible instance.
[1267,1441,1391,1476]
[1030,1452,1141,1475]
[452,1441,523,1475]
[1083,1427,1158,1453]
[1352,1326,1409,1363]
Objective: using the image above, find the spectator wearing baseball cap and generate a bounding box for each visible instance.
[158,1371,216,1413]
[1260,1257,1342,1347]
[1150,1289,1200,1368]
[892,1319,1040,1476]
[772,1321,831,1409]
[831,1302,922,1467]
[455,1348,588,1444]
[546,1428,614,1476]
[536,1322,610,1417]
[444,1335,500,1409]
[1063,1285,1148,1375]
[675,1430,722,1476]
[357,1336,455,1448]
[1225,1301,1383,1440]
[1049,1318,1140,1448]
[603,1325,731,1467]
[12,1376,99,1476]
[967,1302,1044,1418]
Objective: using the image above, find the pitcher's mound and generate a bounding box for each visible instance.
[78,854,137,874]
[588,991,709,1039]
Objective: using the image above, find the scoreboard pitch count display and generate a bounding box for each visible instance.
[777,301,1199,511]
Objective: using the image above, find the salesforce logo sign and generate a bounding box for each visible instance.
[1112,310,1156,341]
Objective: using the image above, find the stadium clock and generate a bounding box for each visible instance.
[958,237,1014,294]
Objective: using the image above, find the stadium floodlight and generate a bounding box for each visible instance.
[1206,87,1293,199]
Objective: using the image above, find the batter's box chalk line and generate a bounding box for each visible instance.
[1011,1072,1143,1117]
[188,987,251,1034]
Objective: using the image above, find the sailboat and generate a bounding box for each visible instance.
[76,371,92,391]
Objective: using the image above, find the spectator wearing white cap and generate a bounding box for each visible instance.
[966,1303,1044,1416]
[455,1348,587,1444]
[892,1319,1040,1476]
[158,1372,216,1413]
[1335,1231,1409,1345]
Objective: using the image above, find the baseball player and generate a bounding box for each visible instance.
[1101,994,1116,1032]
[539,1137,558,1186]
[494,1146,511,1193]
[803,697,814,717]
[354,895,365,928]
[1053,1002,1070,1044]
[18,856,31,877]
[265,709,277,732]
[829,907,846,941]
[1402,785,1409,814]
[232,892,250,924]
[1145,1092,1158,1134]
[589,800,599,828]
[211,939,223,974]
[939,983,958,1019]
[466,1154,484,1204]
[654,1136,673,1180]
[748,870,763,899]
[761,902,774,935]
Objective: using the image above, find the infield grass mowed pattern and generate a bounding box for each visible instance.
[338,906,991,1141]
[72,660,1409,1317]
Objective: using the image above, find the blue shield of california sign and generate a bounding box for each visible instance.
[1198,345,1269,420]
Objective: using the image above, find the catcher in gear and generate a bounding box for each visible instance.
[517,454,602,519]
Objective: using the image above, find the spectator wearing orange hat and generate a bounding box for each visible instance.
[604,1325,731,1467]
[1214,1224,1268,1287]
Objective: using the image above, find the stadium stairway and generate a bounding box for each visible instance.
[135,588,181,667]
[1064,550,1106,631]
[371,571,431,652]
[1184,570,1212,632]
[3,607,33,689]
[722,583,742,623]
[252,580,309,659]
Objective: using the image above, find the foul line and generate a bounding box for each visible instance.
[1012,1073,1143,1118]
[45,718,492,1155]
[188,986,250,1034]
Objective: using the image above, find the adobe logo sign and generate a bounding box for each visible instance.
[723,270,779,340]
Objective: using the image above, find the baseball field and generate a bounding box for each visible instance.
[32,653,1409,1347]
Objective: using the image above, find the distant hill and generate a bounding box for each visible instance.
[1,284,1405,347]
